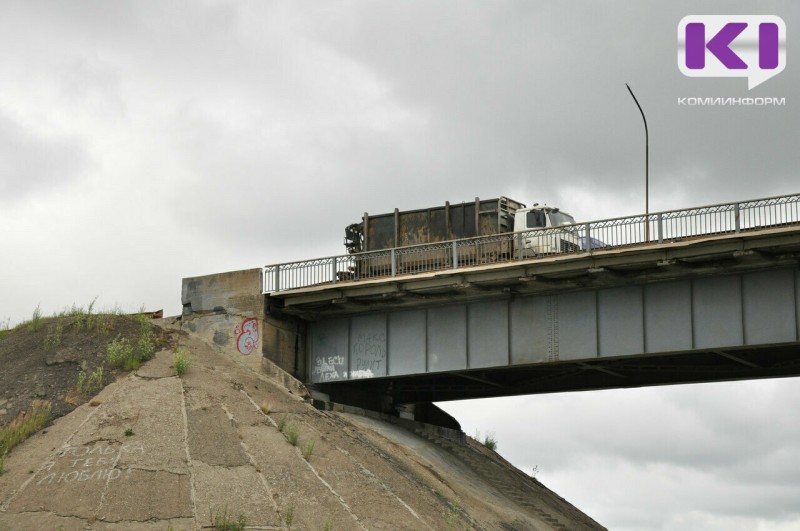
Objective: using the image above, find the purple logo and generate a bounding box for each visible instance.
[678,15,786,89]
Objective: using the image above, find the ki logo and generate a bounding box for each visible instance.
[678,15,786,89]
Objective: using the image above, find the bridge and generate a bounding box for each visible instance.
[257,193,800,409]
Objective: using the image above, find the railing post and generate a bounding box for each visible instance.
[452,241,458,269]
[391,249,397,277]
[274,265,280,292]
[332,258,337,284]
[657,213,663,244]
[585,223,592,254]
[517,232,524,260]
[734,203,741,233]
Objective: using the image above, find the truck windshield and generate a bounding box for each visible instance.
[549,211,576,226]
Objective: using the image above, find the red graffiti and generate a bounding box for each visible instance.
[234,318,259,355]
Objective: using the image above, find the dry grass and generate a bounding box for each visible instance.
[0,400,52,459]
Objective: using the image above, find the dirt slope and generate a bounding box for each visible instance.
[0,323,604,530]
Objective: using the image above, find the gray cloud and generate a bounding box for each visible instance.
[0,114,88,203]
[0,3,798,529]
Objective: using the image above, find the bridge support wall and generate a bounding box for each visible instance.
[180,268,305,378]
[181,268,266,373]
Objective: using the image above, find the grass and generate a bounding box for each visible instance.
[0,451,6,475]
[444,496,461,530]
[44,317,64,350]
[286,425,299,446]
[210,506,247,530]
[173,347,191,377]
[26,304,44,332]
[124,428,134,437]
[277,416,287,433]
[302,440,315,461]
[6,301,151,342]
[284,505,295,529]
[76,367,104,397]
[475,430,498,451]
[69,298,97,332]
[0,400,52,458]
[260,402,271,415]
[323,515,334,531]
[107,326,157,371]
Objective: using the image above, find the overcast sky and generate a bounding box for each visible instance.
[1,1,798,529]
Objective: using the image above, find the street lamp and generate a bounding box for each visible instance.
[626,83,649,241]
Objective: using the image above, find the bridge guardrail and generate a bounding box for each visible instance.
[264,192,800,293]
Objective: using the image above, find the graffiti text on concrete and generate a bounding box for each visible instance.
[235,317,259,355]
[36,442,144,486]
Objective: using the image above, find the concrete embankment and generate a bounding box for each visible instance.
[0,325,603,530]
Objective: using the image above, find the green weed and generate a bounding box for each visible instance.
[210,505,247,530]
[76,367,104,397]
[124,428,134,437]
[475,430,498,451]
[284,505,295,529]
[174,348,191,377]
[444,497,461,530]
[0,317,12,340]
[44,317,64,350]
[0,450,6,475]
[94,312,118,334]
[107,326,157,371]
[323,515,334,531]
[302,440,315,460]
[277,416,287,433]
[286,425,299,446]
[107,336,134,369]
[0,400,51,456]
[26,304,43,332]
[136,329,156,361]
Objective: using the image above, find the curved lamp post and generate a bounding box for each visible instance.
[626,83,649,241]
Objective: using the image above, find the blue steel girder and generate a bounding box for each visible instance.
[266,226,800,404]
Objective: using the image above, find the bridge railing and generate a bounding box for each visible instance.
[263,192,800,293]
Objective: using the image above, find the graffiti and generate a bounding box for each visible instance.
[235,317,259,355]
[352,332,386,378]
[35,442,143,486]
[312,355,345,381]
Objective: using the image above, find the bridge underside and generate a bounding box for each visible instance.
[314,342,800,405]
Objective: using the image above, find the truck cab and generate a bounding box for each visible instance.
[513,205,582,255]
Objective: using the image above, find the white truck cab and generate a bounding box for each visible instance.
[513,204,582,255]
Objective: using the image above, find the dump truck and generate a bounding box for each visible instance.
[343,196,581,277]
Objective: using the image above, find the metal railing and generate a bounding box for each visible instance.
[264,192,800,293]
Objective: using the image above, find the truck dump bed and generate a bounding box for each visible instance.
[345,196,525,253]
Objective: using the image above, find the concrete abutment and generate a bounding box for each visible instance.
[180,268,305,380]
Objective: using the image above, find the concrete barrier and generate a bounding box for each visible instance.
[181,269,266,372]
[180,269,305,379]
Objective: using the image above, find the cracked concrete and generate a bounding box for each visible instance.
[0,329,604,531]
